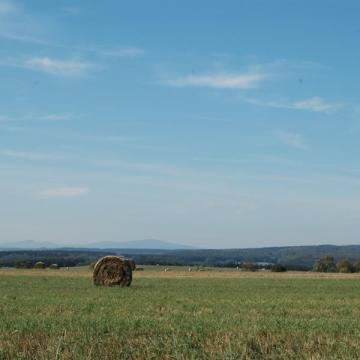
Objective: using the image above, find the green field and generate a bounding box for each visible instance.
[1,268,360,359]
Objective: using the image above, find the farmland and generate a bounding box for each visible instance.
[1,267,360,359]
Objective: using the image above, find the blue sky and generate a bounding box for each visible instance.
[1,0,360,248]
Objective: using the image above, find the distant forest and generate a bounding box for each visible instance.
[2,245,360,270]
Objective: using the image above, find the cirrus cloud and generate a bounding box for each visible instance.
[276,131,308,150]
[166,72,268,89]
[24,57,93,76]
[100,47,144,58]
[242,96,342,113]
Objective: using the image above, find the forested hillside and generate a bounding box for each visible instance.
[2,245,360,270]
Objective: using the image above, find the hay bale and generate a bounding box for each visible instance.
[49,264,59,270]
[120,259,134,287]
[128,259,136,271]
[93,256,135,287]
[34,261,45,269]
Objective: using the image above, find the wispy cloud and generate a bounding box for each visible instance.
[100,47,144,58]
[0,32,54,45]
[292,97,342,113]
[38,187,90,199]
[0,0,56,46]
[83,134,141,144]
[167,72,268,89]
[2,125,30,132]
[276,131,308,150]
[242,96,342,113]
[24,57,93,76]
[0,0,135,62]
[1,149,64,161]
[37,113,83,121]
[0,0,142,61]
[0,113,83,125]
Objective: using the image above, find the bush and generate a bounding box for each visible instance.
[354,261,360,273]
[15,261,32,269]
[336,260,354,273]
[271,264,287,272]
[313,256,336,272]
[241,262,257,272]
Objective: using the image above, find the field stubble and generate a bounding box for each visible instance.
[1,267,360,359]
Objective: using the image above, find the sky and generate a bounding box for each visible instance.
[0,0,360,248]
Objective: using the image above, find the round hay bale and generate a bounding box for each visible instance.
[121,259,134,287]
[128,259,136,271]
[34,261,45,269]
[93,256,135,287]
[49,263,59,270]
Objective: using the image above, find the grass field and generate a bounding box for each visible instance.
[1,267,360,359]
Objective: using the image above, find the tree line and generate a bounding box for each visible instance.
[1,250,360,273]
[240,256,360,273]
[313,256,360,273]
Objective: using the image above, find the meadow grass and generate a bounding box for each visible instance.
[1,268,360,359]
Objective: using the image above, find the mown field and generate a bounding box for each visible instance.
[1,267,360,359]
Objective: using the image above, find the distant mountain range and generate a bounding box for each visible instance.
[0,240,60,250]
[0,239,195,250]
[86,239,195,250]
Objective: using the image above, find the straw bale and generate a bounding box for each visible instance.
[93,256,135,287]
[34,261,46,269]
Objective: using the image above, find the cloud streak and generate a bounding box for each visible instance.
[0,32,55,46]
[100,47,144,58]
[276,132,308,150]
[0,113,83,123]
[24,57,93,76]
[242,96,342,113]
[292,97,342,113]
[167,72,268,89]
[37,113,83,121]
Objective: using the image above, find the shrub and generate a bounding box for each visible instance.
[354,261,360,273]
[15,261,32,269]
[271,264,287,272]
[241,262,257,272]
[336,260,354,273]
[313,256,336,272]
